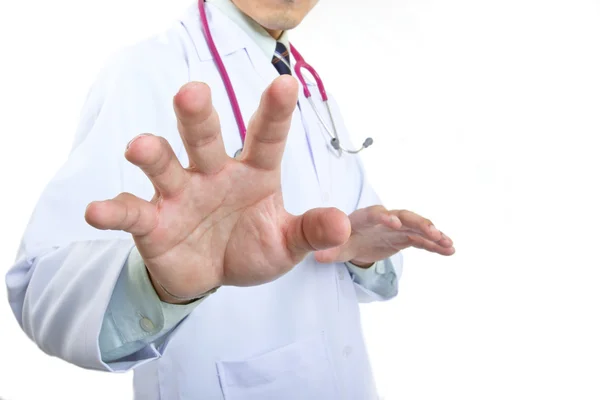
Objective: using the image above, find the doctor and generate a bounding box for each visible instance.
[6,0,454,399]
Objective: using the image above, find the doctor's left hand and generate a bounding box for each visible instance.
[314,206,455,267]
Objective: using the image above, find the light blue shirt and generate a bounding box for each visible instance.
[98,0,398,362]
[100,249,397,361]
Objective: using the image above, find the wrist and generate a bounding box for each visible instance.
[349,259,375,269]
[147,268,219,305]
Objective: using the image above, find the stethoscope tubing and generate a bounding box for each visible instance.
[198,0,373,155]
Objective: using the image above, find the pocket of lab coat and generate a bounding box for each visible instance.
[216,333,339,400]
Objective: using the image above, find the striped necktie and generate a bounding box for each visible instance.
[272,41,292,75]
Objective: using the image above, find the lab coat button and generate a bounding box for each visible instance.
[338,269,345,280]
[140,317,156,333]
[343,346,353,357]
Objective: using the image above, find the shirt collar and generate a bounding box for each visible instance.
[206,0,290,60]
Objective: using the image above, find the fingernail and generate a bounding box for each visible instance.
[126,133,152,149]
[430,224,441,235]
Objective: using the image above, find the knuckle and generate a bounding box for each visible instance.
[375,205,388,214]
[186,126,219,149]
[397,210,409,219]
[405,234,417,245]
[367,205,387,220]
[410,235,425,248]
[124,206,141,231]
[115,192,133,202]
[158,136,171,149]
[421,223,433,233]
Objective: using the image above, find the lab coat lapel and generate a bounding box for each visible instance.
[180,3,326,202]
[179,3,247,61]
[241,34,327,193]
[180,2,279,84]
[296,82,333,199]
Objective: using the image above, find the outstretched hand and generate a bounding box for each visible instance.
[85,76,350,303]
[315,206,454,267]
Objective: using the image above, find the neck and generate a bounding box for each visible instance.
[265,28,284,40]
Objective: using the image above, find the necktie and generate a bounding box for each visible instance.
[272,42,292,75]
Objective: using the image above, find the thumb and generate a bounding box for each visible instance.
[285,207,351,262]
[85,192,157,236]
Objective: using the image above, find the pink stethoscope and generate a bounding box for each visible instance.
[198,0,373,156]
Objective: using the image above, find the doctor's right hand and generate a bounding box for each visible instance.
[84,76,351,304]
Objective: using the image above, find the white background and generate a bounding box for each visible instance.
[1,0,599,399]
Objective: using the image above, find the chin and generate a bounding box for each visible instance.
[259,16,303,31]
[236,0,318,31]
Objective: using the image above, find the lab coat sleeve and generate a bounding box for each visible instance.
[345,259,398,300]
[326,96,404,303]
[100,247,205,363]
[4,39,191,372]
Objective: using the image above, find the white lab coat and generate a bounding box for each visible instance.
[5,4,402,399]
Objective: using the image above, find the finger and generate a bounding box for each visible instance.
[125,134,189,198]
[380,214,403,230]
[242,75,298,171]
[406,234,455,256]
[352,205,391,226]
[174,82,229,174]
[314,245,350,264]
[438,233,454,248]
[398,225,454,248]
[393,210,443,242]
[85,193,157,236]
[285,207,351,261]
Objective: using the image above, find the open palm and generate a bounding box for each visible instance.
[85,77,351,302]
